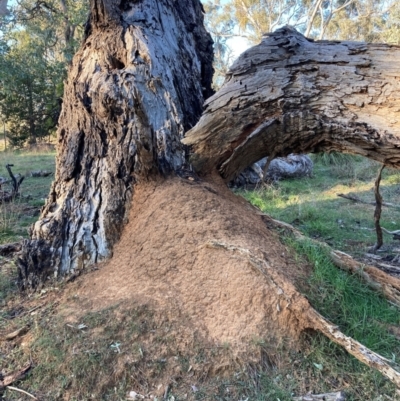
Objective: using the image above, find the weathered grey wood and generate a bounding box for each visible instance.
[293,392,346,401]
[183,26,400,181]
[18,0,213,288]
[232,154,313,187]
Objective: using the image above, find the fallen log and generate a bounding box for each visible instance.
[232,154,313,187]
[184,26,400,181]
[30,170,52,178]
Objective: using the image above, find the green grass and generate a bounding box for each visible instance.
[240,154,400,399]
[293,237,400,355]
[242,156,400,256]
[0,149,56,244]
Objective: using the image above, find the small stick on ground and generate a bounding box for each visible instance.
[373,164,385,251]
[3,325,29,341]
[6,386,37,400]
[337,193,400,210]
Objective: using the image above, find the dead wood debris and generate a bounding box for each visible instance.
[0,363,31,390]
[373,165,385,251]
[2,325,29,341]
[337,193,400,210]
[293,391,346,400]
[205,238,400,388]
[264,216,400,308]
[0,242,22,257]
[30,170,52,178]
[0,164,24,203]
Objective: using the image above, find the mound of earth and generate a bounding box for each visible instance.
[3,175,400,399]
[62,175,310,353]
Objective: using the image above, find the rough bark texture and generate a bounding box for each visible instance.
[18,0,213,288]
[183,26,400,181]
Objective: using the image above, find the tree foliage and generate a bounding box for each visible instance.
[205,0,400,85]
[0,0,88,147]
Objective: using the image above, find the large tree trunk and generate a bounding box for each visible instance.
[18,0,214,288]
[183,26,400,180]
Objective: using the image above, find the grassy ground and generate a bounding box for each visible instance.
[0,148,55,244]
[240,154,400,400]
[1,152,400,400]
[242,154,400,256]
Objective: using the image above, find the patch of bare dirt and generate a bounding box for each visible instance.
[61,175,310,359]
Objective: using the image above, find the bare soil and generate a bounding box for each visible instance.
[61,175,310,358]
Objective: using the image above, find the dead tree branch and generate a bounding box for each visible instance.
[5,164,24,197]
[262,215,400,308]
[184,26,400,181]
[337,193,400,210]
[373,165,385,251]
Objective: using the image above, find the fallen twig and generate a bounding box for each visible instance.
[337,193,400,210]
[6,385,37,400]
[2,325,29,341]
[381,227,400,237]
[163,384,170,400]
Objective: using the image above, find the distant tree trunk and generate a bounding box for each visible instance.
[184,26,400,180]
[27,82,36,145]
[18,0,213,288]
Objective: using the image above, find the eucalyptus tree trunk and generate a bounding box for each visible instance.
[18,0,213,288]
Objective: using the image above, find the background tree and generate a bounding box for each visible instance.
[0,30,64,146]
[205,0,400,85]
[0,0,88,147]
[204,1,236,88]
